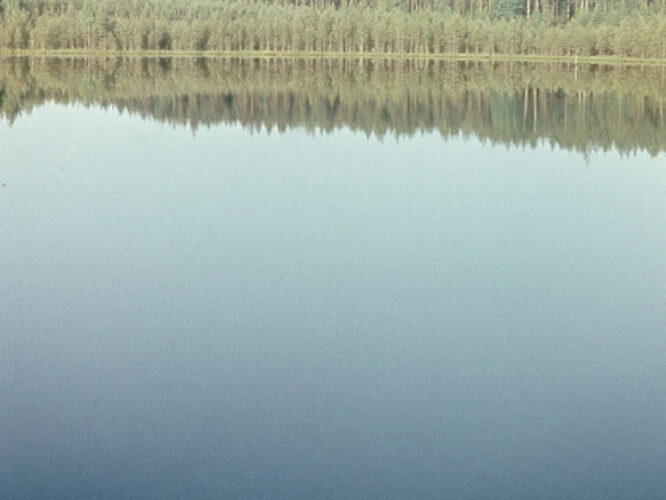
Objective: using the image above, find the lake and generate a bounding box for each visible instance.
[2,57,666,499]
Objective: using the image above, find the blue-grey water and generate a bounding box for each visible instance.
[2,102,666,499]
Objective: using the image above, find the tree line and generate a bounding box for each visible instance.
[0,0,666,58]
[2,57,665,154]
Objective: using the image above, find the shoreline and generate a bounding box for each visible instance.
[2,49,666,67]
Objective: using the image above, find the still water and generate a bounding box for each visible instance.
[2,58,666,499]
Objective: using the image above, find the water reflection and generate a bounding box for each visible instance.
[1,56,665,155]
[3,65,666,498]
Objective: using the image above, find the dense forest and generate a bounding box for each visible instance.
[0,0,666,58]
[1,57,665,154]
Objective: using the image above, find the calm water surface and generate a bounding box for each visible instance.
[2,59,666,499]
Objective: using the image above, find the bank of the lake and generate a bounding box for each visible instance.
[2,49,666,66]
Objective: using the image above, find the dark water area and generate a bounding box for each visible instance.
[1,57,666,499]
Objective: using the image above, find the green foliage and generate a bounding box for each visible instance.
[492,0,524,20]
[79,0,98,31]
[0,0,664,58]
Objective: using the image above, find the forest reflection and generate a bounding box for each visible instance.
[1,56,665,155]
